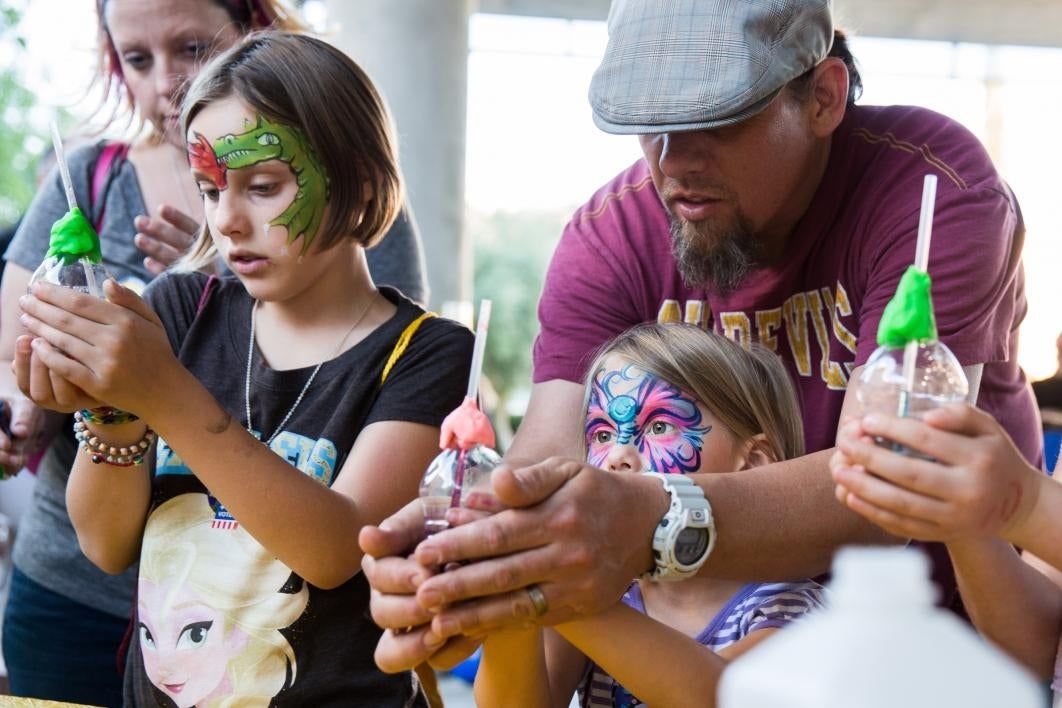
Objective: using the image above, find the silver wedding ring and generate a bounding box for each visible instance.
[525,584,549,618]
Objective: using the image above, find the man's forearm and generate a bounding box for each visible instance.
[696,449,898,581]
[503,380,586,467]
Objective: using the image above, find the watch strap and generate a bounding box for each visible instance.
[645,473,715,581]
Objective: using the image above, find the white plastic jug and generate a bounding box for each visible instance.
[719,546,1045,708]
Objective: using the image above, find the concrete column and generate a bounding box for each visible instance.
[323,0,472,308]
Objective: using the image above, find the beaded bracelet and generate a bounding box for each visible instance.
[78,406,140,425]
[73,411,156,467]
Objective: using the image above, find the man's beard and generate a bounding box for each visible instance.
[668,211,757,296]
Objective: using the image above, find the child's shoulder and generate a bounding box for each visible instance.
[380,287,473,350]
[142,270,215,307]
[142,272,245,350]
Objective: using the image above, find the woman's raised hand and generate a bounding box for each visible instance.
[134,205,204,275]
[16,280,177,419]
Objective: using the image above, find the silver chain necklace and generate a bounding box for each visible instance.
[245,292,378,446]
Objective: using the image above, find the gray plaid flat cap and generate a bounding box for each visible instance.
[590,0,834,134]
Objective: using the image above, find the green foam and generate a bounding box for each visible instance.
[47,208,102,265]
[877,266,937,347]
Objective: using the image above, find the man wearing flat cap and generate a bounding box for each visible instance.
[363,0,1038,668]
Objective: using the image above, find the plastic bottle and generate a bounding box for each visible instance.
[29,255,112,296]
[857,341,968,457]
[858,341,968,421]
[718,546,1043,708]
[29,207,112,298]
[419,443,501,535]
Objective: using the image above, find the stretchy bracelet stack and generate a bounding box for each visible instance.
[73,410,156,467]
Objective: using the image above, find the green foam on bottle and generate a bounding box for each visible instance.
[877,266,937,347]
[47,208,102,265]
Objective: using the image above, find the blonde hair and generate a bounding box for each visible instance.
[585,323,805,463]
[176,31,402,271]
[139,493,309,707]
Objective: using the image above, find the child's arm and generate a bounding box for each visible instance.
[831,403,1062,677]
[946,539,1062,679]
[11,333,152,573]
[474,627,587,708]
[65,418,154,573]
[553,602,760,708]
[18,281,453,589]
[830,403,1056,563]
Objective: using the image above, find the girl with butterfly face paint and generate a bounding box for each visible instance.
[476,323,826,708]
[586,360,724,476]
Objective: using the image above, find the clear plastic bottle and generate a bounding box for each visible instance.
[719,546,1043,708]
[858,341,968,418]
[28,256,112,297]
[857,341,968,456]
[419,444,501,536]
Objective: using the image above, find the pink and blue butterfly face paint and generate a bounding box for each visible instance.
[585,361,711,475]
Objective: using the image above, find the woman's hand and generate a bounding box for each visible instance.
[16,280,178,419]
[830,403,1041,543]
[0,386,67,474]
[134,205,205,275]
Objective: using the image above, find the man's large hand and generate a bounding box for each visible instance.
[361,500,485,672]
[411,458,667,640]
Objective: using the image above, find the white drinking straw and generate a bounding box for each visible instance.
[899,174,938,413]
[50,122,102,297]
[466,300,492,402]
[50,122,78,213]
[913,175,937,273]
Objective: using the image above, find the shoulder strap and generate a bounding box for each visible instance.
[195,275,219,318]
[91,142,130,231]
[379,312,436,387]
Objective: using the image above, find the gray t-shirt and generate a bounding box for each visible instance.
[6,141,429,618]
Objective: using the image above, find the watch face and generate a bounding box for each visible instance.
[675,527,709,565]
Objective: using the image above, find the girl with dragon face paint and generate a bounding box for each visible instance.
[184,99,340,304]
[15,33,470,707]
[476,323,826,708]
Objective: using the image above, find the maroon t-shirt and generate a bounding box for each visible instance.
[534,104,1041,467]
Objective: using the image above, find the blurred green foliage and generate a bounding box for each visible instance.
[1,3,39,226]
[471,208,568,417]
[0,1,74,227]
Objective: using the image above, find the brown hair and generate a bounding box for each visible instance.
[584,323,805,464]
[787,29,863,107]
[177,31,402,269]
[92,0,307,130]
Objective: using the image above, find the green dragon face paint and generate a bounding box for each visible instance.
[188,114,330,253]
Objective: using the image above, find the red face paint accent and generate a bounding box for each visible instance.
[188,132,228,190]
